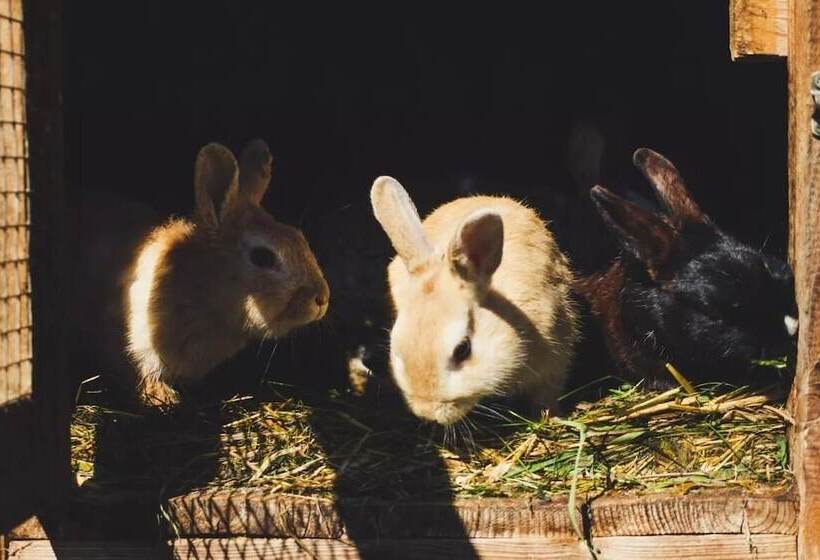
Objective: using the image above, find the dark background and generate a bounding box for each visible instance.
[65,2,789,387]
[67,2,788,247]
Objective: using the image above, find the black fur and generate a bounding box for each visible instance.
[581,149,797,389]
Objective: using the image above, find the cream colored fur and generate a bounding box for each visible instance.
[373,177,578,425]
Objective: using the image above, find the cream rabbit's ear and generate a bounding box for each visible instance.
[370,176,433,267]
[448,209,504,289]
[239,138,273,205]
[194,143,240,229]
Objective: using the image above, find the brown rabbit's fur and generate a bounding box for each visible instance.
[74,140,329,405]
[373,178,578,425]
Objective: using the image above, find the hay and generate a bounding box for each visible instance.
[71,374,792,502]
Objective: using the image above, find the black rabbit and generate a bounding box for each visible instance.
[576,148,797,389]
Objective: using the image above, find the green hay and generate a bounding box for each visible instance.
[71,374,792,502]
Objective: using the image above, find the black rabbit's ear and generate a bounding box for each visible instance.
[591,186,677,279]
[633,148,708,227]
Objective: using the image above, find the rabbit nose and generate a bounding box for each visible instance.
[314,279,330,308]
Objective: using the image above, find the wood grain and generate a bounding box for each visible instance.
[594,534,796,560]
[166,488,796,541]
[787,0,820,559]
[729,0,789,59]
[167,490,580,540]
[171,537,590,560]
[5,541,164,560]
[168,535,796,560]
[590,491,797,537]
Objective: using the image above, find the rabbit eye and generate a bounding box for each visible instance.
[249,247,279,269]
[452,337,472,365]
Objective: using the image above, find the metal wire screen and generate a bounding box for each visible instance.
[0,0,31,405]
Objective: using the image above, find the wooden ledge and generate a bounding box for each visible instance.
[165,487,797,540]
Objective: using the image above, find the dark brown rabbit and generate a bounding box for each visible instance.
[577,148,797,388]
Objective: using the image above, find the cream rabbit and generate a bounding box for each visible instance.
[74,139,329,404]
[370,177,577,425]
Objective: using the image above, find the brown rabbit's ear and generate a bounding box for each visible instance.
[448,209,504,289]
[239,138,272,205]
[194,143,240,229]
[370,176,433,267]
[633,148,708,227]
[590,185,676,279]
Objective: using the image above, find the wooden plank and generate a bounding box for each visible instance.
[729,0,789,59]
[594,534,796,560]
[590,490,797,536]
[172,537,590,560]
[0,396,38,531]
[166,488,796,542]
[20,0,73,524]
[787,0,820,559]
[5,541,162,560]
[167,489,580,539]
[170,535,795,560]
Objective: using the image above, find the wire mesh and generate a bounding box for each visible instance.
[0,0,32,404]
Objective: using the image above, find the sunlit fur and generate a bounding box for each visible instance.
[386,195,578,425]
[77,141,329,404]
[126,187,329,388]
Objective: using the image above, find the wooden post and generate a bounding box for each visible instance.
[787,1,820,559]
[730,0,789,59]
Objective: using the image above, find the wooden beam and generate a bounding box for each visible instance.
[167,490,581,540]
[21,0,74,525]
[590,491,797,537]
[165,488,796,540]
[730,0,789,59]
[787,1,820,559]
[169,535,797,560]
[5,541,160,560]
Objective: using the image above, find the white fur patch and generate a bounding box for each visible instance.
[442,319,470,363]
[127,239,166,381]
[244,296,268,333]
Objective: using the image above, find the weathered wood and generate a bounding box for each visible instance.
[20,0,73,525]
[171,537,590,560]
[168,535,796,560]
[590,490,797,537]
[729,0,789,59]
[5,541,164,560]
[167,489,580,540]
[594,534,796,559]
[4,534,798,560]
[787,0,820,559]
[166,488,797,543]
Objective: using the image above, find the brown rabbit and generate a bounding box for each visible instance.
[73,139,329,404]
[370,176,578,425]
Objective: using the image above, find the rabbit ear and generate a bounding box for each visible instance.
[633,148,708,227]
[591,185,677,279]
[448,209,504,288]
[194,143,240,229]
[239,138,273,205]
[370,176,433,266]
